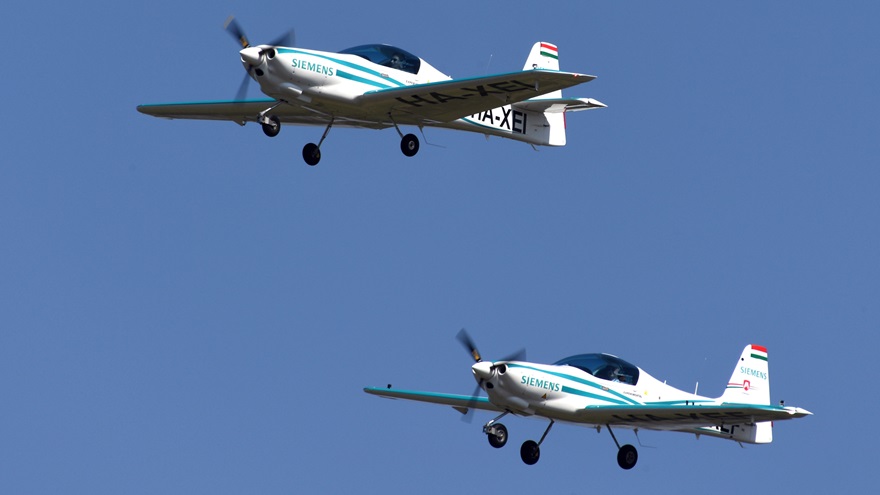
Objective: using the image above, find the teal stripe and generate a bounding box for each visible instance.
[561,386,629,405]
[277,48,407,87]
[337,70,394,89]
[751,353,768,361]
[507,363,641,405]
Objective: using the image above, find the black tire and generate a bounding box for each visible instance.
[400,133,419,157]
[617,444,638,470]
[302,143,321,166]
[262,115,281,137]
[487,423,508,449]
[520,440,540,465]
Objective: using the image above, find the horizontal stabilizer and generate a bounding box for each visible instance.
[514,97,606,113]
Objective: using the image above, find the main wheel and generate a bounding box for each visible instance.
[262,115,281,137]
[302,143,321,166]
[487,423,508,449]
[400,133,419,157]
[520,440,540,465]
[617,444,638,470]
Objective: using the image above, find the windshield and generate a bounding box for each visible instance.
[339,44,421,74]
[553,354,640,385]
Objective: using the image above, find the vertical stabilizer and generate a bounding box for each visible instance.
[716,344,773,443]
[720,344,770,405]
[523,42,562,100]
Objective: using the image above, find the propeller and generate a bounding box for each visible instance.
[223,16,296,101]
[455,328,526,422]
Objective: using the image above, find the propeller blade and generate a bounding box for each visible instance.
[460,382,483,423]
[456,328,482,363]
[499,347,526,363]
[268,29,295,48]
[224,15,250,48]
[234,73,250,102]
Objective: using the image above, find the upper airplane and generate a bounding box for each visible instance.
[365,330,811,469]
[136,17,606,165]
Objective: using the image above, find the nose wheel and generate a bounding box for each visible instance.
[486,423,508,448]
[261,115,281,137]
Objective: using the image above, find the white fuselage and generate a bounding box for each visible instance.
[246,45,553,144]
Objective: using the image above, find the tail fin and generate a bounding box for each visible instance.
[524,42,562,101]
[523,42,560,72]
[720,344,771,405]
[717,344,773,444]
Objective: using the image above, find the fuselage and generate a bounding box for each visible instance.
[476,358,711,424]
[243,44,551,143]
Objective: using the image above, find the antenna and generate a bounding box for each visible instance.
[484,53,493,75]
[694,382,699,395]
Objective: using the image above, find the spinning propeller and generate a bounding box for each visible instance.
[455,329,526,421]
[223,16,296,101]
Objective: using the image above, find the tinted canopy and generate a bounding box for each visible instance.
[339,44,421,74]
[554,354,640,385]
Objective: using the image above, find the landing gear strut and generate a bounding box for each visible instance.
[520,419,554,465]
[607,425,638,470]
[302,118,335,166]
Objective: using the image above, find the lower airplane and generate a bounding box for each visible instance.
[364,330,811,469]
[136,18,605,165]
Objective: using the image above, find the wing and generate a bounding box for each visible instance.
[356,69,596,125]
[136,98,386,128]
[575,403,812,430]
[364,387,504,414]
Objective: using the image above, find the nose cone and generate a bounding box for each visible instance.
[240,47,263,67]
[472,361,494,382]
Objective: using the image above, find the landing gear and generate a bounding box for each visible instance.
[257,101,284,138]
[483,412,509,448]
[389,113,420,158]
[486,423,508,448]
[302,143,321,166]
[519,419,555,466]
[607,425,638,470]
[261,115,281,137]
[617,444,638,470]
[520,440,540,465]
[400,133,419,157]
[300,118,335,166]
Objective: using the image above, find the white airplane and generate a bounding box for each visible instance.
[364,330,811,469]
[137,17,605,165]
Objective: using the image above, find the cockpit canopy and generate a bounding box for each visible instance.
[339,44,421,75]
[553,354,641,385]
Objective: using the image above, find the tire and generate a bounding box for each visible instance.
[302,143,321,166]
[262,115,281,137]
[617,444,638,470]
[487,423,508,449]
[400,133,419,157]
[520,440,540,465]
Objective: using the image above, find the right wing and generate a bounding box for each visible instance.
[364,387,503,414]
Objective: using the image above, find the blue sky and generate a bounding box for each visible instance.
[3,1,877,492]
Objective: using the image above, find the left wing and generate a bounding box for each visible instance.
[356,69,596,125]
[364,387,503,414]
[575,403,813,430]
[136,98,356,127]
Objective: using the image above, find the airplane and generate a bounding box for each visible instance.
[136,17,606,166]
[364,330,811,469]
